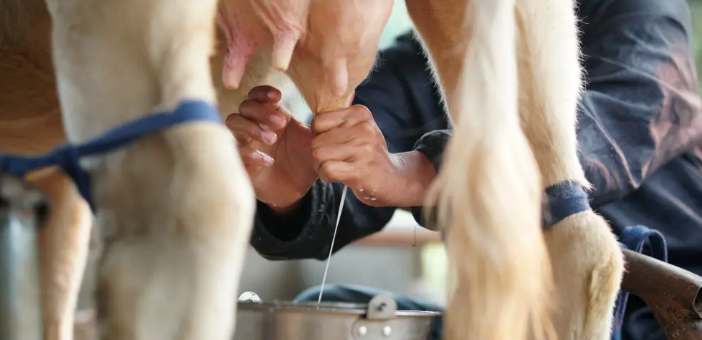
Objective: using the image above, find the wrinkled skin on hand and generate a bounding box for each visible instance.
[217,0,394,113]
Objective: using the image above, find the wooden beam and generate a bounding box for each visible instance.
[353,228,442,247]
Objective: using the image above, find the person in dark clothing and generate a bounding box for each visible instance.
[227,0,702,339]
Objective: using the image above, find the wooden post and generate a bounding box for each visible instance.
[622,249,702,339]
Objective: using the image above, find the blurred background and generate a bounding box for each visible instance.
[691,0,702,89]
[77,0,702,311]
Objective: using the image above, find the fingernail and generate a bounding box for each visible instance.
[268,114,286,126]
[267,91,277,100]
[254,150,274,165]
[261,131,277,144]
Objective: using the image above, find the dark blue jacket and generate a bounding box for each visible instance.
[251,0,702,277]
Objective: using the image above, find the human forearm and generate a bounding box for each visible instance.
[386,151,437,207]
[407,129,451,229]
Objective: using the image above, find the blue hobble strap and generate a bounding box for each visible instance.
[611,225,668,340]
[0,100,223,211]
[542,180,591,230]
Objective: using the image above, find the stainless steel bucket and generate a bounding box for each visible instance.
[0,173,50,340]
[233,293,440,340]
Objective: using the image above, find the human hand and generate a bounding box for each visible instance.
[311,105,436,207]
[226,86,318,212]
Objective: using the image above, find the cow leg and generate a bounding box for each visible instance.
[0,1,91,337]
[43,0,255,339]
[406,0,552,339]
[26,168,93,340]
[514,0,624,338]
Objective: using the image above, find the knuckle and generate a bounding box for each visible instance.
[352,105,371,121]
[239,99,256,111]
[360,144,373,156]
[359,121,376,135]
[233,133,248,144]
[240,102,267,120]
[231,117,243,129]
[226,113,241,123]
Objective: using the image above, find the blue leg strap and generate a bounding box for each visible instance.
[0,100,223,212]
[611,225,668,340]
[542,180,591,230]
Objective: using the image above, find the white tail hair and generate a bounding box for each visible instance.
[415,0,554,339]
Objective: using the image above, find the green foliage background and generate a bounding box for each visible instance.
[690,0,702,88]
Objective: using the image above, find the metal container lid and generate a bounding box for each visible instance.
[234,292,441,340]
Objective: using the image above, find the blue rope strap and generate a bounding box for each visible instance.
[542,180,591,230]
[0,100,223,211]
[611,225,668,340]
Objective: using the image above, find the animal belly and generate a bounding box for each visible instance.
[0,113,65,155]
[216,0,394,113]
[0,52,65,155]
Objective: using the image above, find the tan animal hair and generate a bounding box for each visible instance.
[513,0,624,337]
[407,0,624,339]
[42,0,256,338]
[0,0,28,45]
[407,0,553,339]
[0,0,624,339]
[0,0,280,338]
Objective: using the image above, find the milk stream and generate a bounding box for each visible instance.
[316,184,348,305]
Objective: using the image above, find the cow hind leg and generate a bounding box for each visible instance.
[514,0,624,338]
[406,0,553,339]
[27,169,93,340]
[0,1,92,339]
[44,0,255,339]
